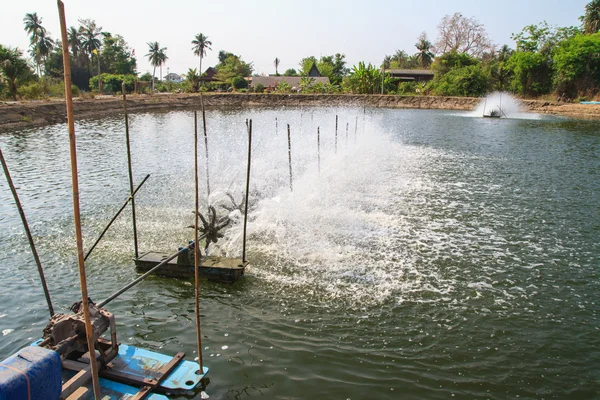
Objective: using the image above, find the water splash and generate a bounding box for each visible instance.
[470,91,537,119]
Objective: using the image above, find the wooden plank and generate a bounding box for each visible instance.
[65,386,89,400]
[130,352,185,400]
[61,367,91,399]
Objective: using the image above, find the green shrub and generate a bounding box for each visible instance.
[90,73,136,94]
[231,76,248,90]
[19,82,46,99]
[254,83,265,93]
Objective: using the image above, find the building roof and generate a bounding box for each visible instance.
[308,63,321,77]
[385,69,434,76]
[164,73,181,79]
[250,76,330,89]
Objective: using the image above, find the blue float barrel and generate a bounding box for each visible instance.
[0,346,62,400]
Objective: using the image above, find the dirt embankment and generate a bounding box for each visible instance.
[0,93,597,132]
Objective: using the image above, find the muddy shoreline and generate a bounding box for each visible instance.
[0,93,597,132]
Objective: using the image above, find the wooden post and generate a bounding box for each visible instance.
[317,127,320,175]
[200,92,210,199]
[1,149,54,317]
[346,122,349,145]
[354,116,358,143]
[335,115,338,154]
[57,1,101,398]
[193,110,204,373]
[242,120,252,263]
[363,106,366,133]
[287,124,293,192]
[275,117,278,136]
[122,83,139,259]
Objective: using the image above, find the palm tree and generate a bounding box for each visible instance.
[191,33,212,79]
[80,20,102,89]
[583,0,600,34]
[186,68,201,92]
[23,12,46,75]
[414,32,434,69]
[0,46,32,100]
[23,13,45,42]
[146,41,168,92]
[67,26,81,58]
[35,31,55,74]
[274,57,280,75]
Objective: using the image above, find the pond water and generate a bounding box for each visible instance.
[0,107,598,399]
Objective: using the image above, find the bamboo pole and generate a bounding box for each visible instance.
[193,110,204,372]
[334,115,338,154]
[287,124,293,192]
[84,174,150,261]
[200,93,210,199]
[1,148,54,317]
[121,82,139,259]
[354,116,358,143]
[346,122,349,145]
[57,1,101,398]
[317,127,320,175]
[242,120,252,263]
[97,237,209,308]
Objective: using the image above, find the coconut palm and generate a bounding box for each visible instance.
[80,20,103,88]
[414,32,434,69]
[23,13,46,43]
[274,57,280,75]
[146,41,168,92]
[23,12,47,75]
[191,33,212,79]
[67,26,81,58]
[35,31,55,74]
[583,0,600,34]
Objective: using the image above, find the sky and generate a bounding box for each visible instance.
[1,0,590,77]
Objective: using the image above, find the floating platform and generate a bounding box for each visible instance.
[134,249,246,283]
[0,339,208,400]
[59,343,208,398]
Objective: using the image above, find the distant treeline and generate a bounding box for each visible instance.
[1,1,599,100]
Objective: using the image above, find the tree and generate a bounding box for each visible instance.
[67,26,81,59]
[191,33,212,78]
[582,0,600,34]
[553,32,600,97]
[388,50,415,69]
[0,45,34,100]
[218,50,235,63]
[23,12,47,75]
[382,55,392,69]
[433,12,493,57]
[414,32,434,68]
[343,62,382,94]
[146,41,167,92]
[283,68,297,76]
[505,51,553,96]
[100,34,136,75]
[429,64,490,96]
[214,52,253,87]
[486,44,514,90]
[185,68,201,92]
[431,51,478,76]
[80,19,103,89]
[274,57,280,75]
[34,31,55,74]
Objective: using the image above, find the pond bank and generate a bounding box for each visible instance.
[0,93,597,132]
